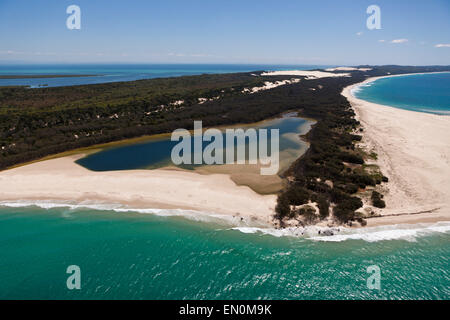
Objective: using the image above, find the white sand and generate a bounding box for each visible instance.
[261,70,350,79]
[242,79,301,94]
[325,67,372,72]
[342,75,450,226]
[0,155,277,226]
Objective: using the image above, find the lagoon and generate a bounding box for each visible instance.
[76,115,312,174]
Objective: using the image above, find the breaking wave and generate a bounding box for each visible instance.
[0,200,261,227]
[1,200,449,242]
[232,222,450,242]
[351,82,373,95]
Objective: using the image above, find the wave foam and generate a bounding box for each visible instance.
[0,200,263,227]
[350,82,374,96]
[232,222,450,242]
[417,109,450,116]
[1,200,449,242]
[231,226,342,238]
[309,222,450,242]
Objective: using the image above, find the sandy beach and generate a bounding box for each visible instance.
[342,74,450,227]
[0,155,277,226]
[0,114,313,228]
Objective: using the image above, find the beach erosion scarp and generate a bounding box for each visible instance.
[342,75,450,227]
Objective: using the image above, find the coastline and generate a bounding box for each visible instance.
[342,73,450,227]
[1,72,449,231]
[0,155,277,226]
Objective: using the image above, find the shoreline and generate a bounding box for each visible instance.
[342,73,450,227]
[0,154,278,227]
[0,113,313,228]
[350,71,450,115]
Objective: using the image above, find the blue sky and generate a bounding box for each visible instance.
[0,0,449,65]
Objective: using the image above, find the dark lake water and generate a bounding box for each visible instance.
[76,116,312,173]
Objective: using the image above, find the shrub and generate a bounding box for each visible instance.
[298,206,318,224]
[275,194,291,219]
[285,185,310,206]
[333,197,363,222]
[371,191,386,208]
[317,195,330,219]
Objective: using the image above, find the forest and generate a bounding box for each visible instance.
[1,65,449,225]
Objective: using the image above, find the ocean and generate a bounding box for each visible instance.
[354,72,450,115]
[0,64,331,88]
[0,204,449,300]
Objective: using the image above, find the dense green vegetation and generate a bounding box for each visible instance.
[1,65,449,225]
[371,191,386,208]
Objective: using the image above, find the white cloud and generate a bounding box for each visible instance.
[435,44,450,48]
[378,40,385,43]
[168,52,186,57]
[190,53,212,57]
[0,50,58,56]
[391,39,408,44]
[168,52,213,58]
[0,50,25,55]
[356,32,363,36]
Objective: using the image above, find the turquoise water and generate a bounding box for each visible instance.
[76,116,310,173]
[0,205,448,300]
[0,64,331,88]
[354,72,450,115]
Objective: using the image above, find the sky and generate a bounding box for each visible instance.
[0,0,449,65]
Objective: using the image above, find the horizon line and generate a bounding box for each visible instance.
[0,61,449,67]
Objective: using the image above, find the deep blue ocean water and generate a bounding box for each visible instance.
[354,72,450,115]
[0,64,332,88]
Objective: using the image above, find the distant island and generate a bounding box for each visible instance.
[0,74,99,79]
[1,65,450,228]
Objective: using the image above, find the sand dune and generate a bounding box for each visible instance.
[325,67,372,72]
[261,70,350,79]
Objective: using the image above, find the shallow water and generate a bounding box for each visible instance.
[354,72,450,115]
[0,204,448,300]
